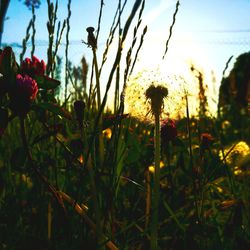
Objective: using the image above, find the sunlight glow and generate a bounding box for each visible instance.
[143,0,176,26]
[127,31,219,119]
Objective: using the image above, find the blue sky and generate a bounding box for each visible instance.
[3,0,250,74]
[2,0,250,114]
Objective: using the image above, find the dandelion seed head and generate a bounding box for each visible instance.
[125,68,186,123]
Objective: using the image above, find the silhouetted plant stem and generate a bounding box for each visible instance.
[98,0,128,76]
[31,5,36,58]
[20,19,32,63]
[92,48,101,108]
[52,20,66,77]
[151,111,160,250]
[145,84,168,250]
[64,0,71,105]
[96,0,104,42]
[91,46,104,167]
[114,0,121,113]
[82,0,143,194]
[162,0,180,59]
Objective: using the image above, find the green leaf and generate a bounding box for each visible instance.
[35,75,60,90]
[34,102,72,120]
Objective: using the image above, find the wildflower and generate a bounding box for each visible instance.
[200,133,214,150]
[16,74,38,100]
[148,161,165,174]
[102,128,112,139]
[219,141,249,165]
[10,74,38,116]
[21,56,46,77]
[161,118,177,143]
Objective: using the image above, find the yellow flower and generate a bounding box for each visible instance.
[102,128,112,139]
[148,161,165,173]
[21,174,33,189]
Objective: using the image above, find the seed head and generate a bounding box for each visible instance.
[86,27,97,49]
[145,84,168,116]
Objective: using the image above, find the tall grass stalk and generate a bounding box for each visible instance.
[114,0,121,113]
[64,0,71,105]
[31,5,36,58]
[88,28,104,167]
[98,0,128,76]
[20,19,32,63]
[82,0,143,185]
[46,0,58,75]
[162,0,180,59]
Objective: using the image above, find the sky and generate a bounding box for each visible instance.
[2,0,250,115]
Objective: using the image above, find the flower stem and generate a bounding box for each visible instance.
[151,111,160,250]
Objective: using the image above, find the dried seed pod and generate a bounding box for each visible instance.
[86,26,97,49]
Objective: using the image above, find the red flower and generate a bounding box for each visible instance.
[10,74,38,116]
[200,133,214,150]
[16,74,38,100]
[21,56,46,77]
[161,118,177,143]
